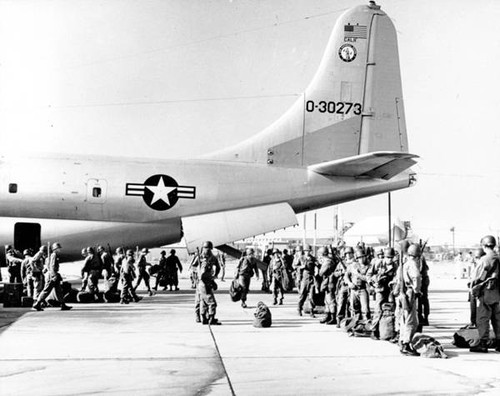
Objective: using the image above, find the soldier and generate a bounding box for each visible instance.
[335,246,354,325]
[84,247,103,299]
[32,243,72,311]
[134,248,153,296]
[80,248,90,292]
[292,246,304,291]
[467,248,485,328]
[282,248,295,291]
[192,241,221,325]
[30,246,48,300]
[120,249,141,304]
[6,246,23,283]
[114,247,125,275]
[21,249,34,298]
[98,245,115,280]
[469,235,500,353]
[418,251,430,327]
[236,247,259,308]
[268,249,285,305]
[297,245,318,317]
[154,250,168,291]
[345,247,371,321]
[165,249,183,291]
[218,251,226,282]
[261,249,272,292]
[397,244,422,356]
[318,246,338,325]
[369,247,397,337]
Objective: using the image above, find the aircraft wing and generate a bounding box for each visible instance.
[308,151,418,180]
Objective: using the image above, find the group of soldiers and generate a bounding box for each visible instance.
[4,243,184,310]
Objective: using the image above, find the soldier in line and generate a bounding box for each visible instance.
[345,248,371,321]
[218,251,226,282]
[32,243,72,311]
[268,249,286,305]
[114,247,125,274]
[98,245,115,280]
[396,244,422,356]
[418,250,430,327]
[261,249,272,292]
[165,249,183,291]
[297,245,318,317]
[154,250,168,291]
[292,246,304,291]
[469,235,500,353]
[188,254,198,289]
[134,248,153,296]
[192,241,221,325]
[80,248,89,292]
[120,249,142,304]
[282,248,295,291]
[6,246,23,283]
[318,246,338,325]
[21,249,34,298]
[84,247,103,298]
[236,247,259,308]
[335,246,354,326]
[30,246,47,300]
[466,248,485,328]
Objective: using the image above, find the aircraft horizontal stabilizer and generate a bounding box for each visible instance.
[182,203,298,253]
[308,151,418,180]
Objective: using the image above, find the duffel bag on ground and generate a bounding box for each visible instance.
[253,301,272,328]
[453,326,496,348]
[229,279,243,302]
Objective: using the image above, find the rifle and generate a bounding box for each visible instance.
[471,276,496,298]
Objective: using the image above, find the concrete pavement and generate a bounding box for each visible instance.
[0,260,499,395]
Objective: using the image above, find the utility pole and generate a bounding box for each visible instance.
[388,192,392,248]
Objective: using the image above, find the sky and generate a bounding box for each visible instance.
[1,0,500,246]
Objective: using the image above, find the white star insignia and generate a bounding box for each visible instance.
[146,177,177,206]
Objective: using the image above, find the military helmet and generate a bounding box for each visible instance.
[407,244,421,257]
[344,246,354,255]
[23,249,31,256]
[87,246,94,254]
[160,250,166,255]
[354,248,365,259]
[40,246,48,253]
[81,248,87,255]
[97,245,105,252]
[317,247,327,256]
[141,247,149,254]
[295,245,303,252]
[52,242,62,250]
[384,247,395,258]
[474,248,485,259]
[203,241,213,249]
[126,249,134,256]
[246,247,255,254]
[170,249,175,254]
[115,247,124,254]
[481,235,496,248]
[273,248,281,255]
[377,248,384,256]
[304,244,312,252]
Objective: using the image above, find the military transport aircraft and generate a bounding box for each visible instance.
[0,2,417,261]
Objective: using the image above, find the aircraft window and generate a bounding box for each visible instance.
[9,183,17,193]
[92,187,102,198]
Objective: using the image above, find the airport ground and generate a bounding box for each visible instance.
[0,259,500,395]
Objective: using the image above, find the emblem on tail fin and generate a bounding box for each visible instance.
[338,44,357,62]
[126,174,196,211]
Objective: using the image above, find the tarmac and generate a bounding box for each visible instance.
[0,259,500,396]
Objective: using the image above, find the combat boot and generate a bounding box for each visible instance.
[273,298,277,305]
[61,304,72,311]
[195,315,201,323]
[202,314,209,325]
[241,301,247,308]
[208,315,221,325]
[320,313,331,324]
[32,302,44,311]
[279,298,283,305]
[470,341,488,353]
[297,308,303,316]
[134,296,143,303]
[120,299,129,304]
[326,316,337,325]
[400,343,419,356]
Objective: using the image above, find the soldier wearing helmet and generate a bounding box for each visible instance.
[469,235,500,352]
[318,246,338,325]
[164,249,183,291]
[268,249,285,305]
[235,247,260,308]
[30,246,48,300]
[154,250,168,291]
[397,243,422,356]
[467,248,485,329]
[282,249,294,292]
[333,246,355,325]
[98,245,114,281]
[82,246,103,299]
[134,248,154,296]
[21,248,35,299]
[345,247,371,321]
[192,241,221,325]
[119,249,141,304]
[292,246,305,290]
[33,242,72,311]
[6,245,23,283]
[114,247,125,275]
[296,245,319,317]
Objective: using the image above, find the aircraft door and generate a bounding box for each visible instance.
[14,222,41,253]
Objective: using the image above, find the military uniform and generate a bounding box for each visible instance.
[297,252,318,316]
[33,244,71,311]
[318,252,338,324]
[6,249,23,283]
[30,249,47,300]
[370,255,396,321]
[335,257,352,324]
[120,253,141,303]
[165,251,183,290]
[345,260,371,321]
[236,252,259,307]
[100,249,115,280]
[134,251,153,295]
[471,247,500,351]
[193,246,220,324]
[269,253,286,305]
[84,251,103,296]
[21,252,34,298]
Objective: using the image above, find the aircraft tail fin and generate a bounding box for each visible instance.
[207,2,415,177]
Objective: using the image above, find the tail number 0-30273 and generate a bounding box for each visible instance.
[305,100,361,115]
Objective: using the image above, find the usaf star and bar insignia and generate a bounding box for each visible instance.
[126,174,196,211]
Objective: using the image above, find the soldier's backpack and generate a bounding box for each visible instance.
[411,333,448,358]
[229,279,243,302]
[452,326,496,348]
[340,314,360,333]
[379,303,396,340]
[253,301,272,328]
